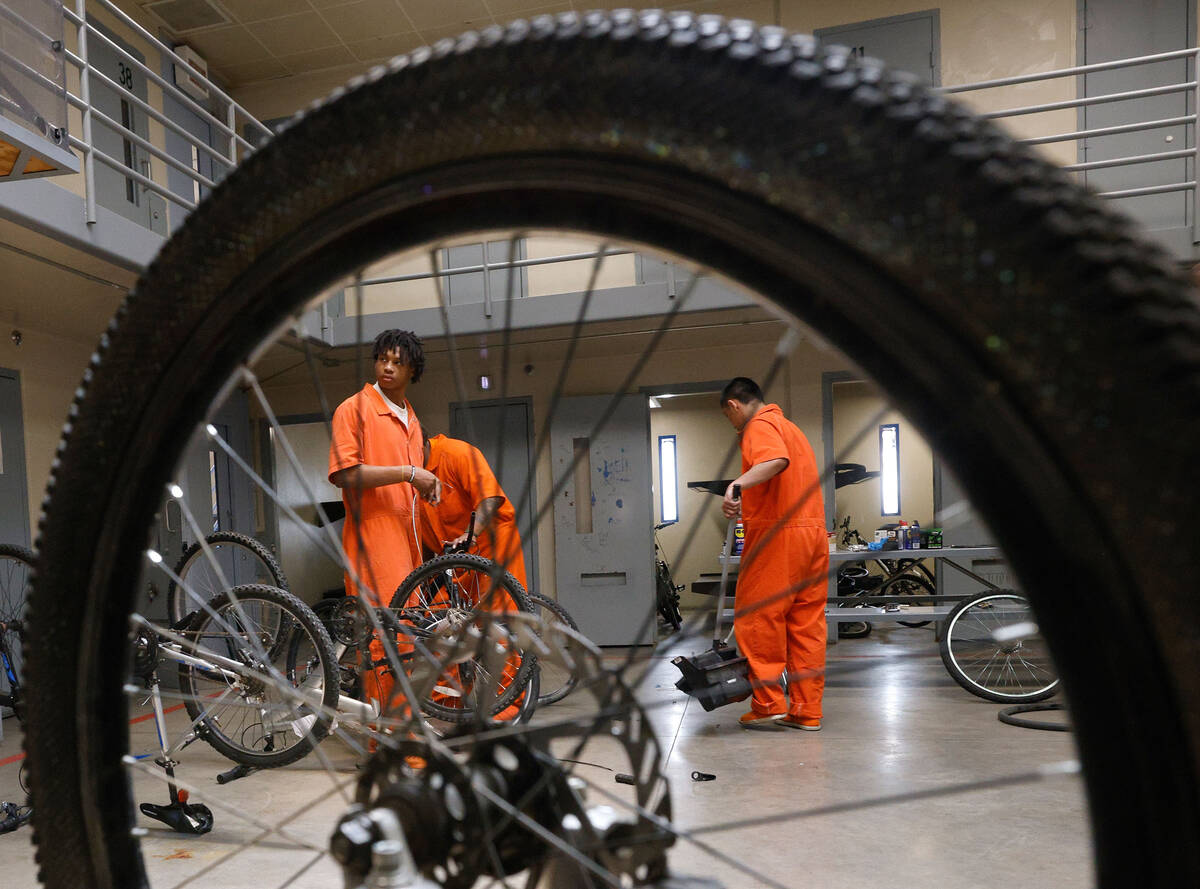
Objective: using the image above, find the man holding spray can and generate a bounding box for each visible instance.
[720,377,828,730]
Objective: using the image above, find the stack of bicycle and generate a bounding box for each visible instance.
[125,529,586,832]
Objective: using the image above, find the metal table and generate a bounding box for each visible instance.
[714,546,1007,641]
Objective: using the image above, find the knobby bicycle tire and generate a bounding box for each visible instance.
[166,531,289,627]
[21,11,1200,888]
[177,583,338,768]
[0,544,33,722]
[389,553,536,723]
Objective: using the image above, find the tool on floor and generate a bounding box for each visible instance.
[615,773,636,785]
[691,771,716,782]
[671,486,753,711]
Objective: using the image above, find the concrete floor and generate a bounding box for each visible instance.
[0,623,1090,888]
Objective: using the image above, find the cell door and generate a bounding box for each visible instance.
[449,397,538,589]
[1079,0,1193,253]
[86,22,167,233]
[815,10,940,86]
[550,394,654,646]
[0,369,30,549]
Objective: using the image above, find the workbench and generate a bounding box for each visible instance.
[708,546,1008,642]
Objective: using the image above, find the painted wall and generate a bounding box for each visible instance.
[258,307,845,609]
[831,379,935,537]
[0,324,100,536]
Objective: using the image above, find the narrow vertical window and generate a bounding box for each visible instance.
[659,435,678,524]
[208,450,221,531]
[880,423,900,516]
[573,437,593,534]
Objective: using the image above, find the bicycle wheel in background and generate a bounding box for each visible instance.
[879,572,936,628]
[178,583,338,768]
[940,590,1060,704]
[0,544,33,720]
[655,560,684,632]
[167,531,288,626]
[21,12,1200,889]
[527,591,581,706]
[389,553,536,724]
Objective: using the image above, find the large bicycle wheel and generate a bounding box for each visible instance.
[527,591,581,706]
[177,584,338,768]
[389,553,536,724]
[940,590,1060,704]
[0,544,33,721]
[23,12,1200,889]
[167,531,288,627]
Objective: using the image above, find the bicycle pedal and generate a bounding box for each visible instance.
[139,800,214,835]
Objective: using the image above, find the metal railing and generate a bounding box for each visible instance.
[939,46,1198,241]
[5,5,1195,247]
[9,0,274,230]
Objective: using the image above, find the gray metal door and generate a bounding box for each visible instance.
[140,391,255,620]
[550,394,654,646]
[815,10,939,86]
[450,398,538,591]
[161,52,218,226]
[87,21,167,233]
[0,369,30,548]
[1079,0,1193,254]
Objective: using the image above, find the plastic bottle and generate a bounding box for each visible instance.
[908,519,921,550]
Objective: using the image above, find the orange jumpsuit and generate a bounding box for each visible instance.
[735,403,829,721]
[418,434,528,592]
[328,383,424,712]
[419,434,529,720]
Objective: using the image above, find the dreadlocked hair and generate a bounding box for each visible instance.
[372,329,425,382]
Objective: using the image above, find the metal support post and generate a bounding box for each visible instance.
[74,0,95,224]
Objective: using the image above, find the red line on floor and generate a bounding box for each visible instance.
[1,701,193,768]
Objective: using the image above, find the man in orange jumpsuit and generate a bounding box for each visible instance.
[418,431,530,721]
[720,377,828,730]
[418,432,529,593]
[329,329,441,713]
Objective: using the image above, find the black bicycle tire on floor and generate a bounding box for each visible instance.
[177,584,338,768]
[167,531,289,627]
[998,702,1071,733]
[527,591,581,706]
[21,12,1200,888]
[940,590,1060,704]
[389,553,536,723]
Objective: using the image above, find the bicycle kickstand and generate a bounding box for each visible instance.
[138,672,214,835]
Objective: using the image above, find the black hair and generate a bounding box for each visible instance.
[372,329,425,382]
[720,377,763,405]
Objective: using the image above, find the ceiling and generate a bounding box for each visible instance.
[130,0,776,88]
[0,220,135,346]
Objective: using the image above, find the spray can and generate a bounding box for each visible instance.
[907,519,921,550]
[733,521,745,556]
